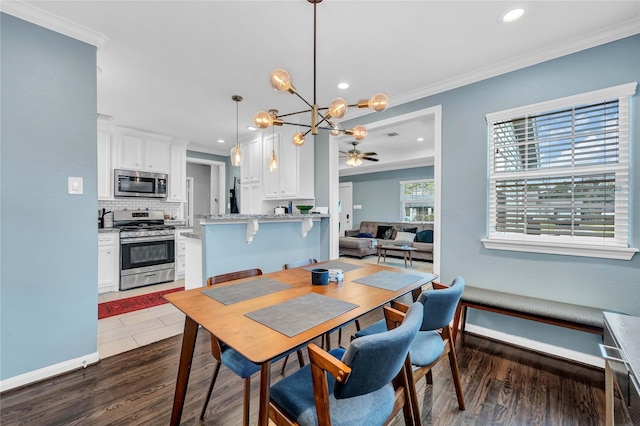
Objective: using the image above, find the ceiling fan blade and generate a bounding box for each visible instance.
[362,152,377,156]
[362,156,379,162]
[339,151,348,154]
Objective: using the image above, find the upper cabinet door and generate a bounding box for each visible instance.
[168,144,187,202]
[144,138,171,172]
[116,134,144,170]
[240,138,261,182]
[114,132,171,173]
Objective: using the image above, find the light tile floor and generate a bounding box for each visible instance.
[98,280,186,358]
[97,257,434,359]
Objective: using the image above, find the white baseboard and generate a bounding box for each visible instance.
[0,352,100,393]
[465,324,604,368]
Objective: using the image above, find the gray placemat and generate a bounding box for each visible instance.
[245,293,359,337]
[353,270,424,291]
[202,278,292,305]
[303,260,363,273]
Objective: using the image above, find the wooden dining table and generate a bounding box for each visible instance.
[165,258,437,426]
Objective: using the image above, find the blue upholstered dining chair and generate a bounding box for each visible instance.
[200,268,305,426]
[268,302,424,426]
[354,277,466,420]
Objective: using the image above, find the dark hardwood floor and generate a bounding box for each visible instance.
[1,310,612,426]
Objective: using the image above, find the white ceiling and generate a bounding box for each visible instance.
[6,1,640,173]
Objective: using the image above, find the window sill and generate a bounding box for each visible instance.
[481,237,638,260]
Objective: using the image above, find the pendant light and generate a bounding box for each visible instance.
[230,95,243,167]
[253,0,388,146]
[269,128,278,172]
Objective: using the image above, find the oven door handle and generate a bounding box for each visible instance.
[120,235,175,244]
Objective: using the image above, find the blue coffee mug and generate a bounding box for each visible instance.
[311,268,329,285]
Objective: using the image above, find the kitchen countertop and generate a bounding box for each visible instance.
[200,213,329,221]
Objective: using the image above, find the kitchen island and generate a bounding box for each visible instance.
[185,214,330,289]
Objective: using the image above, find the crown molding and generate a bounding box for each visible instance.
[391,17,640,107]
[0,0,108,48]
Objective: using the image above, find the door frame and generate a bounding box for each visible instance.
[185,158,226,215]
[338,182,353,237]
[329,105,442,276]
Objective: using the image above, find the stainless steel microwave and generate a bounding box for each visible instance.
[114,169,168,198]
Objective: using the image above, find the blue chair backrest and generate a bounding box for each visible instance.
[417,276,465,331]
[334,302,423,399]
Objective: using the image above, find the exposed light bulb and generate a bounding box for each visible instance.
[329,122,342,136]
[293,133,305,146]
[352,125,367,141]
[254,111,272,129]
[269,151,278,172]
[327,98,348,119]
[368,93,389,112]
[270,68,292,92]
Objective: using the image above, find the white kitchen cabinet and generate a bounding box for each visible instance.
[97,130,113,200]
[240,138,261,183]
[114,131,171,173]
[174,227,192,280]
[264,133,299,199]
[144,138,171,172]
[168,143,187,202]
[240,181,263,214]
[98,232,119,294]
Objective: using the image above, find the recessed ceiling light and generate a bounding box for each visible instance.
[247,126,257,131]
[502,8,524,23]
[338,82,349,90]
[417,137,424,142]
[217,139,225,144]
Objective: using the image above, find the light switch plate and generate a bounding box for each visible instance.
[68,177,83,195]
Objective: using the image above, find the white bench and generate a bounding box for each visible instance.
[452,286,605,343]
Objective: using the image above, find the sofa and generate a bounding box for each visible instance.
[339,221,434,261]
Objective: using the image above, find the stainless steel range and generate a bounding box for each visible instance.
[113,210,175,290]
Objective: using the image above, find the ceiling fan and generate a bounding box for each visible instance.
[339,141,379,167]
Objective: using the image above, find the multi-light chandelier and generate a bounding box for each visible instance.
[253,0,389,148]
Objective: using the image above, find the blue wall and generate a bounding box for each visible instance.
[340,167,433,225]
[1,14,98,380]
[186,150,237,213]
[336,35,640,357]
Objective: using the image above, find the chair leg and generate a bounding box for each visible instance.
[243,377,251,426]
[199,361,222,420]
[447,342,465,410]
[296,349,305,367]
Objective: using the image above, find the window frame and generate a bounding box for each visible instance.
[482,82,638,260]
[400,179,435,222]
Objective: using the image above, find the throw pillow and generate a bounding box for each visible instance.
[394,231,416,243]
[402,227,418,234]
[357,232,374,238]
[375,225,394,240]
[415,229,434,243]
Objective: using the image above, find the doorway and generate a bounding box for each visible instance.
[185,158,226,231]
[338,182,353,236]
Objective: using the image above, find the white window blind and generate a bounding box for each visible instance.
[483,83,637,260]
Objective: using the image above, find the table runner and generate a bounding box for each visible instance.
[202,278,292,305]
[303,260,363,273]
[353,270,424,291]
[245,293,359,337]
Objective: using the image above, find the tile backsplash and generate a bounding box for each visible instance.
[98,199,182,223]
